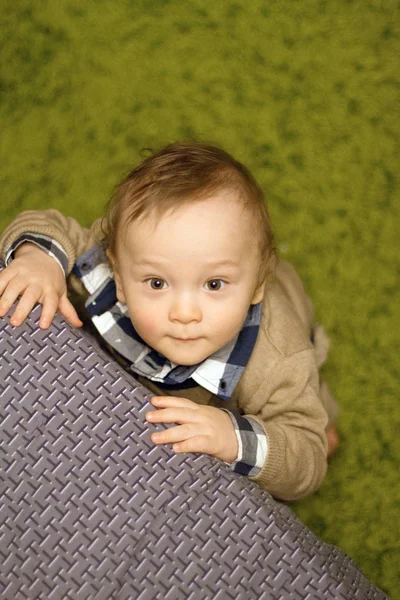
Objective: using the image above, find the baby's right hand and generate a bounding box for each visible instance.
[0,243,83,329]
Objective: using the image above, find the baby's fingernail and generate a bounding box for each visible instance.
[152,433,162,442]
[10,318,19,326]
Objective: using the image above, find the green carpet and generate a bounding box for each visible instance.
[1,1,399,596]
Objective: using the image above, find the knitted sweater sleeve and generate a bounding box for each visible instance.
[234,349,329,502]
[0,209,102,275]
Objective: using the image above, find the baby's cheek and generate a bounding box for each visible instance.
[130,310,161,340]
[213,304,243,331]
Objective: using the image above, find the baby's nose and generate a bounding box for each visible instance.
[169,294,202,323]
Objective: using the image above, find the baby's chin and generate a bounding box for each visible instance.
[156,339,214,366]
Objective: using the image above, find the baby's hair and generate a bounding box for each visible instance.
[103,141,277,287]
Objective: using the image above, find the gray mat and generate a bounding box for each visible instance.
[0,299,388,599]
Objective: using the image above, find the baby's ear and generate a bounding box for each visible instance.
[106,250,126,304]
[251,279,266,305]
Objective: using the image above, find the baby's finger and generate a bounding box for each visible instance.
[151,424,192,445]
[173,435,210,455]
[58,295,83,328]
[39,293,59,329]
[0,279,29,318]
[146,407,198,425]
[9,286,42,326]
[0,268,15,296]
[151,396,196,409]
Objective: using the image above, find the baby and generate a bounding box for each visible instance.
[0,142,338,501]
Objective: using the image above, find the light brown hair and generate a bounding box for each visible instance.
[103,141,277,287]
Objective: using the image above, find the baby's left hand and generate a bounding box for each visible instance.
[145,396,238,463]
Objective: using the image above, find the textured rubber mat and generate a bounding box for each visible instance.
[0,292,387,598]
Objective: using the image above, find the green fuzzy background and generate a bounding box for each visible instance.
[1,1,399,596]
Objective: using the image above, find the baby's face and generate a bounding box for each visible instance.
[112,192,265,366]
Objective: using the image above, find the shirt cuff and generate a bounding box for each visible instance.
[5,233,69,277]
[223,410,268,477]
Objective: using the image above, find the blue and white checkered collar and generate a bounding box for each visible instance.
[72,243,262,401]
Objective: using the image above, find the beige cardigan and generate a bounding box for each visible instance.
[1,209,335,501]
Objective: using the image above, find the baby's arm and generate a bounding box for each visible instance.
[0,209,101,327]
[144,354,328,501]
[238,350,329,501]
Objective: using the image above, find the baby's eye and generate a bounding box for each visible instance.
[146,278,167,290]
[205,279,225,291]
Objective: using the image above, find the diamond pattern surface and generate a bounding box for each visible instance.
[0,301,387,599]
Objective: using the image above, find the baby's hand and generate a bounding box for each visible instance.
[145,396,238,463]
[0,243,82,329]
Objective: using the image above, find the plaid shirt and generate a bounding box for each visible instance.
[6,234,268,476]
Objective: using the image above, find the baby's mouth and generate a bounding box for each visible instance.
[172,337,200,342]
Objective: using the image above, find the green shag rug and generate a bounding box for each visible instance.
[1,2,399,596]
